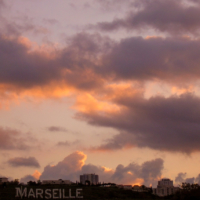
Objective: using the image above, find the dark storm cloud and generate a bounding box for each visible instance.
[39,152,163,186]
[96,0,200,34]
[78,93,200,153]
[0,127,29,150]
[7,157,40,168]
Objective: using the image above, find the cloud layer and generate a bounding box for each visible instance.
[0,127,30,150]
[80,93,200,153]
[96,0,200,35]
[1,32,200,153]
[38,151,163,187]
[7,157,40,168]
[175,172,200,185]
[1,0,200,155]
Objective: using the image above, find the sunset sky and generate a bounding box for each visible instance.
[1,0,200,187]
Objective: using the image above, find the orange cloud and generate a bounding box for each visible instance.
[145,35,163,40]
[102,166,114,173]
[32,170,41,180]
[131,178,144,186]
[73,93,120,114]
[76,151,87,169]
[171,85,194,95]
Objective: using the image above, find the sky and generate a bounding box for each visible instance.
[1,0,200,187]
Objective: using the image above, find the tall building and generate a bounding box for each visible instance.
[152,178,180,197]
[80,174,99,185]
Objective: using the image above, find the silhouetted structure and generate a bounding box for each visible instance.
[0,177,8,184]
[42,179,71,185]
[152,178,180,197]
[80,174,99,185]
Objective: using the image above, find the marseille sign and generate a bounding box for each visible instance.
[15,187,83,199]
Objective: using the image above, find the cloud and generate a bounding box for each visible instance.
[47,126,68,133]
[20,170,41,183]
[7,157,40,168]
[98,36,200,84]
[40,151,87,180]
[95,0,200,35]
[1,31,200,99]
[56,141,70,146]
[43,18,59,25]
[175,173,187,183]
[0,32,109,95]
[39,151,163,187]
[56,140,80,146]
[111,158,163,186]
[78,93,200,153]
[175,172,200,185]
[95,0,133,12]
[32,170,41,180]
[20,175,37,184]
[1,15,200,155]
[0,127,30,150]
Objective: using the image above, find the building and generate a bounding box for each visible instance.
[0,177,8,184]
[152,178,180,197]
[116,184,123,189]
[132,185,150,192]
[42,179,71,185]
[80,174,99,185]
[123,185,132,190]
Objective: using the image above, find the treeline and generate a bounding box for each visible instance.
[171,183,200,200]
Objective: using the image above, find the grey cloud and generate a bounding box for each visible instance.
[95,0,134,12]
[56,141,70,146]
[175,173,186,183]
[47,126,68,133]
[40,151,86,180]
[0,127,30,150]
[0,0,5,8]
[195,174,200,184]
[56,140,80,146]
[78,93,200,153]
[185,177,195,184]
[20,175,37,184]
[80,164,113,183]
[96,0,200,35]
[112,158,163,186]
[99,36,200,84]
[7,157,40,168]
[2,32,200,91]
[0,32,108,92]
[43,18,59,25]
[175,173,200,184]
[39,152,163,186]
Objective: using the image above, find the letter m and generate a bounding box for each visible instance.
[15,187,27,198]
